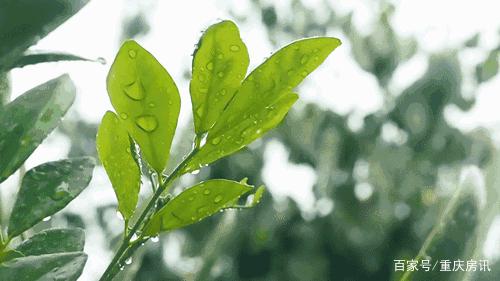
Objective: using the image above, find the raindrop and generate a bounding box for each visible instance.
[125,257,132,265]
[196,107,204,117]
[217,72,224,78]
[301,71,308,77]
[151,236,159,243]
[131,233,139,242]
[126,147,131,153]
[217,53,224,59]
[136,115,158,132]
[199,88,208,94]
[120,113,128,120]
[211,137,221,145]
[203,189,211,195]
[219,89,226,96]
[148,102,155,108]
[128,50,137,58]
[214,195,223,204]
[230,45,240,52]
[300,55,309,65]
[191,216,196,221]
[206,61,214,71]
[188,196,195,201]
[42,216,51,222]
[198,74,206,82]
[96,57,107,64]
[191,170,200,175]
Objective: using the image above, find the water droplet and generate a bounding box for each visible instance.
[301,71,308,77]
[51,182,69,200]
[199,88,208,94]
[125,257,132,265]
[198,74,206,82]
[42,216,51,222]
[148,102,155,108]
[190,169,200,175]
[97,57,107,64]
[188,196,195,201]
[217,72,224,78]
[287,70,294,76]
[131,233,139,242]
[211,137,221,145]
[136,115,158,132]
[191,216,196,221]
[124,81,145,100]
[230,45,240,52]
[196,106,204,117]
[203,189,211,195]
[151,236,159,243]
[219,89,226,96]
[214,195,223,204]
[120,113,128,120]
[128,50,137,58]
[300,55,309,65]
[217,53,224,59]
[206,61,214,70]
[168,100,173,105]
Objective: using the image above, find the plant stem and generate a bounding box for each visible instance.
[99,148,198,281]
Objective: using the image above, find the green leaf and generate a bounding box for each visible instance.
[183,37,341,173]
[476,50,499,83]
[0,0,90,67]
[96,111,141,220]
[0,72,10,108]
[4,51,103,71]
[144,179,262,236]
[15,228,85,256]
[107,40,180,173]
[0,74,76,184]
[8,157,95,238]
[190,20,249,135]
[0,252,87,281]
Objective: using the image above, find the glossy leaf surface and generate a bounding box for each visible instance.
[144,179,259,236]
[183,37,341,173]
[107,40,180,173]
[96,111,141,220]
[190,20,249,134]
[8,157,95,237]
[0,252,87,281]
[0,0,90,67]
[15,228,85,257]
[0,75,75,184]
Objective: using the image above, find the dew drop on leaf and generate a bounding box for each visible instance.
[125,257,132,265]
[128,50,137,58]
[300,55,309,65]
[214,195,223,204]
[217,72,224,78]
[206,61,214,71]
[230,45,240,52]
[42,216,51,222]
[211,137,221,145]
[199,88,208,94]
[120,113,128,120]
[136,115,158,132]
[124,81,145,100]
[190,170,200,175]
[203,189,211,195]
[148,102,155,108]
[151,236,159,243]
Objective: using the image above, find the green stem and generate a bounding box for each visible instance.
[99,148,198,281]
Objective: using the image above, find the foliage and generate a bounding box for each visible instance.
[0,1,96,280]
[96,19,340,280]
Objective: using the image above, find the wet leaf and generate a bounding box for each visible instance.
[190,20,249,135]
[0,0,90,67]
[96,111,141,220]
[107,40,180,173]
[8,157,95,238]
[14,228,85,258]
[0,252,87,281]
[144,179,263,236]
[0,75,75,184]
[183,37,341,173]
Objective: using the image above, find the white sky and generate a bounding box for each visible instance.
[3,0,500,279]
